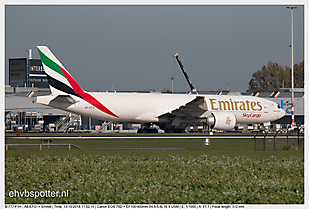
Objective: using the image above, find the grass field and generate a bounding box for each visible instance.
[5,135,304,204]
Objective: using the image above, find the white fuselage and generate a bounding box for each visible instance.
[37,92,285,125]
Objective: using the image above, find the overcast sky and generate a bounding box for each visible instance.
[5,4,304,93]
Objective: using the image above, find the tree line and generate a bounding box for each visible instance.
[247,61,304,93]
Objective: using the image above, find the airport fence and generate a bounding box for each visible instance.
[253,128,304,151]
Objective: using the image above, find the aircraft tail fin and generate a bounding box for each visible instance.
[37,46,84,96]
[37,46,119,118]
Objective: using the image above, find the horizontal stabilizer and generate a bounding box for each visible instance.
[50,95,77,105]
[37,94,77,111]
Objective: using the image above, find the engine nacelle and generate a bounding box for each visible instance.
[206,111,236,131]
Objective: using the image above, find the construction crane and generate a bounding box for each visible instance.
[173,53,197,94]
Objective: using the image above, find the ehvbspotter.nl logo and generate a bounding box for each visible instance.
[8,189,69,199]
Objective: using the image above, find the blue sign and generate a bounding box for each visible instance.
[277,100,292,114]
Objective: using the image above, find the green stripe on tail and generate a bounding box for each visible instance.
[37,47,65,78]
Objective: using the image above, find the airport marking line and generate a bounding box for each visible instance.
[94,148,185,150]
[6,135,301,139]
[5,143,82,150]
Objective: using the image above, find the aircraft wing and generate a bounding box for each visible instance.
[157,96,207,125]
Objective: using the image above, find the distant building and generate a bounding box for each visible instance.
[9,49,48,88]
[28,58,49,88]
[266,88,304,124]
[9,58,27,87]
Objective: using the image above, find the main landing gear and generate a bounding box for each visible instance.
[137,123,185,133]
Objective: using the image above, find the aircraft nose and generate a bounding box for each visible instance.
[273,108,286,119]
[278,108,285,119]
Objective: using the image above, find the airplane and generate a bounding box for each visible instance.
[36,46,285,133]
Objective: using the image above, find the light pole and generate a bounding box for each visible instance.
[171,77,174,93]
[287,5,297,126]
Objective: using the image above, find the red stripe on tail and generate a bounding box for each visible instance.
[59,66,119,118]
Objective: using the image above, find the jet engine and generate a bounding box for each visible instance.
[206,111,236,131]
